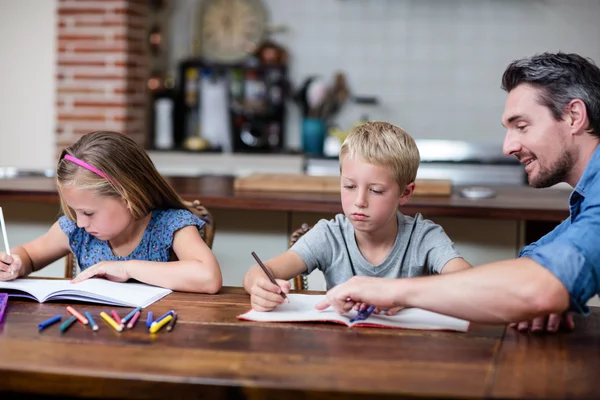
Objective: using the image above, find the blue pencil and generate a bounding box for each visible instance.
[349,305,376,323]
[146,311,153,329]
[121,306,142,325]
[38,315,62,331]
[84,311,98,331]
[153,310,175,325]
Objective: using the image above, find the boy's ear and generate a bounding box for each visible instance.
[398,182,415,206]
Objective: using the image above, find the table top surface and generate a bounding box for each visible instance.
[0,286,598,399]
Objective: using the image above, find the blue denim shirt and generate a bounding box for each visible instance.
[520,145,600,315]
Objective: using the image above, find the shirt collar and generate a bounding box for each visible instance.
[574,143,600,197]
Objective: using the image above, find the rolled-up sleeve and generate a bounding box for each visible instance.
[519,218,568,258]
[527,204,600,315]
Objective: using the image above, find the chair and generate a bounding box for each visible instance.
[64,200,216,278]
[288,223,312,290]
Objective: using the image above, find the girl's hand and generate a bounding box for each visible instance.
[0,252,22,281]
[71,261,130,284]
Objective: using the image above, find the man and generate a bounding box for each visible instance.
[317,52,600,332]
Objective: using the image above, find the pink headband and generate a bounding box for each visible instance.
[63,154,111,181]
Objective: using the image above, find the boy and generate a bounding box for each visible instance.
[243,121,471,311]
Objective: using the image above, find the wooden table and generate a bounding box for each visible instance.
[0,287,597,399]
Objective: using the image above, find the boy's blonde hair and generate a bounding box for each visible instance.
[56,131,189,221]
[339,121,420,188]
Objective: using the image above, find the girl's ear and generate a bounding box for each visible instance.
[120,196,132,211]
[398,182,415,206]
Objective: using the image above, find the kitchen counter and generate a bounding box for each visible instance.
[0,175,570,221]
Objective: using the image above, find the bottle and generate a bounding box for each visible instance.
[152,75,175,150]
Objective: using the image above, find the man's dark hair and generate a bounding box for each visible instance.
[501,52,600,137]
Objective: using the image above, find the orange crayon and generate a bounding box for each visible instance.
[66,306,88,325]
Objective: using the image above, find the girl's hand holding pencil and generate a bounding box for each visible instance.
[0,252,21,281]
[0,207,20,280]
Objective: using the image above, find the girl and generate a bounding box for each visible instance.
[0,131,222,293]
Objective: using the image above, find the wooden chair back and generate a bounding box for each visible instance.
[288,223,312,290]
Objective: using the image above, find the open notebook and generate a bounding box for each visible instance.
[238,293,469,332]
[0,279,172,308]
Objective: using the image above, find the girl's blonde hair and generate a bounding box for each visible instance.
[56,131,188,220]
[339,121,420,188]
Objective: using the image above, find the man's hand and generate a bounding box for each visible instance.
[509,312,575,333]
[315,276,400,314]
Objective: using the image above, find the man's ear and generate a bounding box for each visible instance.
[566,98,589,135]
[398,182,415,206]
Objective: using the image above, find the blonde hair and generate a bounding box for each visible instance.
[339,121,420,188]
[56,131,189,221]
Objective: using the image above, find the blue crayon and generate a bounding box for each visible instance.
[121,306,142,325]
[59,315,78,333]
[84,311,99,331]
[153,310,175,325]
[38,315,62,331]
[349,305,376,323]
[146,311,153,329]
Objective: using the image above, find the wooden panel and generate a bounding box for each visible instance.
[234,173,453,197]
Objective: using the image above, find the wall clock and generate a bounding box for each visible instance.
[198,0,269,63]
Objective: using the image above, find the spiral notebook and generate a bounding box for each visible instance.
[238,293,469,332]
[0,278,172,308]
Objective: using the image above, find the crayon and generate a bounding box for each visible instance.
[59,315,78,333]
[127,310,141,329]
[38,315,61,331]
[66,306,88,325]
[149,314,172,334]
[100,311,123,332]
[84,311,98,331]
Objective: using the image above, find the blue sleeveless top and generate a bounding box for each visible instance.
[58,208,205,270]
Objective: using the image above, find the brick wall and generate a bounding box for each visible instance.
[56,0,148,152]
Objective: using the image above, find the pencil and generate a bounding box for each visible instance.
[127,310,141,329]
[149,314,172,333]
[166,311,177,332]
[100,311,123,332]
[111,309,124,329]
[251,251,289,302]
[121,306,142,325]
[84,311,98,331]
[0,207,13,276]
[66,305,89,325]
[59,315,78,333]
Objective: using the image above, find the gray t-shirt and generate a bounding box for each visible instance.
[290,212,462,289]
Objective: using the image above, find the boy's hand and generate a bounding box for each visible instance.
[250,277,290,312]
[0,252,22,281]
[71,261,130,284]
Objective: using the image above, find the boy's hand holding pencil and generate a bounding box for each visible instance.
[249,277,291,312]
[248,251,291,312]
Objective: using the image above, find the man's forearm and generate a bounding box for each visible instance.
[398,258,570,323]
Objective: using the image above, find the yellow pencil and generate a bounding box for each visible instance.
[149,314,172,333]
[100,311,123,332]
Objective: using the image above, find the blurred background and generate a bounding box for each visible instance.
[0,1,596,297]
[2,0,600,170]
